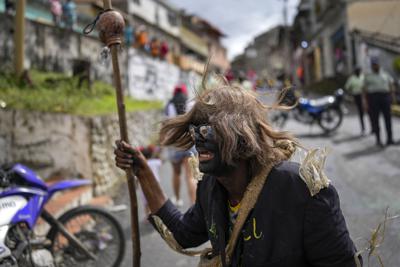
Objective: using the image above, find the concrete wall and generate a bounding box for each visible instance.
[0,15,114,84]
[128,0,180,38]
[0,14,201,103]
[0,109,163,195]
[127,48,201,101]
[347,1,400,38]
[129,0,157,26]
[155,3,180,37]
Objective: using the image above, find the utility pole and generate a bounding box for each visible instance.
[282,0,291,81]
[283,0,288,28]
[14,0,26,76]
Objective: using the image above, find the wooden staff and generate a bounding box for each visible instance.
[96,2,141,266]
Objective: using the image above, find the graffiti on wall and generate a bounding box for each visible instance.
[127,49,201,102]
[127,49,180,101]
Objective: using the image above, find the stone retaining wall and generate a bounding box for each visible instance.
[0,109,162,195]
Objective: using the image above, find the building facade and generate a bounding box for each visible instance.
[114,0,229,74]
[231,26,288,80]
[292,0,400,87]
[180,13,229,73]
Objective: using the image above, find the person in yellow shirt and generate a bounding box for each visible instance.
[345,67,368,135]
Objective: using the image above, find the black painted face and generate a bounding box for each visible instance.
[189,124,235,176]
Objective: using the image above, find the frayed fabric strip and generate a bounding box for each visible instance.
[151,215,204,257]
[299,148,330,196]
[189,153,204,181]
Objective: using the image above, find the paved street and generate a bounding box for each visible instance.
[114,109,400,267]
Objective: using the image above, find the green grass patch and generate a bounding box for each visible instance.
[0,70,162,115]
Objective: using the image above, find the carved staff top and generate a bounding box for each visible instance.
[97,10,125,48]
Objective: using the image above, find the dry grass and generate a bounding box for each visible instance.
[355,208,400,267]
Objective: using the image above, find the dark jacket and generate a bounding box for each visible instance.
[150,161,360,267]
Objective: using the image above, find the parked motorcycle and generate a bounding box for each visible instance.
[271,89,345,133]
[0,164,125,267]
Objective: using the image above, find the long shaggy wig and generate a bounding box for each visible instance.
[159,75,298,177]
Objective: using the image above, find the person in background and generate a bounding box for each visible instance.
[138,145,162,217]
[5,0,15,15]
[237,71,253,91]
[224,69,234,83]
[164,84,196,206]
[345,67,369,135]
[49,0,62,26]
[62,0,76,30]
[150,37,160,58]
[135,26,149,51]
[124,23,134,47]
[363,57,396,147]
[160,40,169,60]
[296,66,305,86]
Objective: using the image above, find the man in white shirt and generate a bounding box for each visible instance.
[363,57,395,146]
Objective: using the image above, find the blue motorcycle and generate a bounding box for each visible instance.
[0,164,125,267]
[272,89,345,133]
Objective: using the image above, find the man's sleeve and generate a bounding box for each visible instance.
[304,185,361,267]
[149,198,209,249]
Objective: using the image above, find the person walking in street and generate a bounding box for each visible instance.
[363,57,396,147]
[345,67,370,135]
[114,76,361,266]
[164,84,197,206]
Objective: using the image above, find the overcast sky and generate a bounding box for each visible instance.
[168,0,300,59]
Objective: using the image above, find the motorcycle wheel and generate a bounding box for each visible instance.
[293,107,314,124]
[47,206,125,267]
[318,107,343,133]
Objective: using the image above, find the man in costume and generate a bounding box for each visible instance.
[114,78,360,266]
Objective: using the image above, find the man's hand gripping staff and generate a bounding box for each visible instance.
[114,141,168,214]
